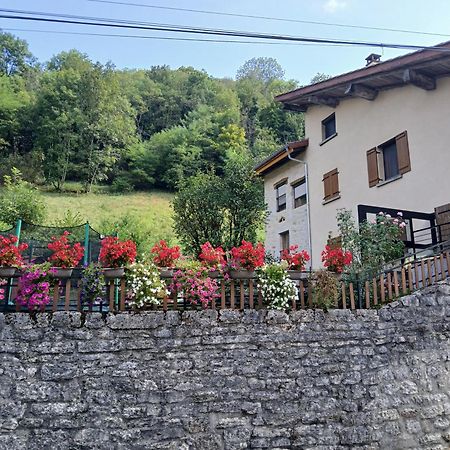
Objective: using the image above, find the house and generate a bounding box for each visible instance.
[255,42,450,269]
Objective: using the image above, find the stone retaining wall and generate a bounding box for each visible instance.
[0,282,449,449]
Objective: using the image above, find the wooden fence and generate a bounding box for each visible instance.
[3,250,450,313]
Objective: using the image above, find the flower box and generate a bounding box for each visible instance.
[229,269,255,279]
[102,267,125,279]
[0,266,16,277]
[159,268,174,278]
[50,267,73,278]
[287,270,305,280]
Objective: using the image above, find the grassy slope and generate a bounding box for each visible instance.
[41,188,177,249]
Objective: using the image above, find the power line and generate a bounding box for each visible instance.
[2,27,351,47]
[86,0,450,39]
[1,9,449,52]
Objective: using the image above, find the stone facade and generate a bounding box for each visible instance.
[0,283,450,449]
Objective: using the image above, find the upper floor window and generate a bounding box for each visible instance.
[276,181,287,212]
[280,230,290,252]
[367,131,411,187]
[292,178,307,208]
[323,168,340,203]
[321,113,336,142]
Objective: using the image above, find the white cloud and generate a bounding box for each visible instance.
[323,0,348,13]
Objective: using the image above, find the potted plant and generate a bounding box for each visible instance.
[99,236,137,278]
[47,231,84,278]
[150,240,181,277]
[15,264,53,312]
[199,242,226,277]
[80,263,106,309]
[126,261,168,309]
[280,245,310,280]
[170,261,220,308]
[256,262,298,310]
[0,234,28,277]
[321,245,352,275]
[228,240,265,279]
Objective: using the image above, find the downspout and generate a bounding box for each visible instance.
[285,146,313,269]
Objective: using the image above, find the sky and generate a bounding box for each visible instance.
[1,0,450,84]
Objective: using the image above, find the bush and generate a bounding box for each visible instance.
[110,176,135,194]
[312,270,339,310]
[0,167,46,226]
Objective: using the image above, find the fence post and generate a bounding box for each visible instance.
[83,222,90,265]
[14,219,22,245]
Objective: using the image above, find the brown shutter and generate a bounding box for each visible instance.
[366,147,379,187]
[396,131,411,174]
[323,169,339,201]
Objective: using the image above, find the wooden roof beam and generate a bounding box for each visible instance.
[283,103,307,113]
[345,83,378,100]
[307,95,339,108]
[403,69,436,90]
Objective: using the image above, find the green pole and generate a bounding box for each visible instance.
[14,219,22,245]
[83,222,90,265]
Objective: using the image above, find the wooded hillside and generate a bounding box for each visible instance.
[0,31,305,192]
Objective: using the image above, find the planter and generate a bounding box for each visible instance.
[50,267,73,278]
[159,268,174,278]
[206,270,221,278]
[102,267,125,279]
[228,269,255,279]
[287,270,305,280]
[0,266,16,277]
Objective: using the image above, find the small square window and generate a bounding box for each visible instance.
[292,179,307,208]
[322,113,336,141]
[276,181,287,212]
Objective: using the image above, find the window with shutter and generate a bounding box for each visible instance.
[396,131,411,175]
[366,147,379,187]
[275,181,287,212]
[323,168,340,203]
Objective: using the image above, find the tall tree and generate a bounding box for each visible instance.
[0,32,36,76]
[236,57,285,83]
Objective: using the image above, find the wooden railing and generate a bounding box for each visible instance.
[3,250,450,313]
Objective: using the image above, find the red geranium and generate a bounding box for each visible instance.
[48,231,84,268]
[230,240,265,271]
[0,235,28,267]
[150,240,180,268]
[280,245,310,271]
[199,242,225,269]
[321,245,352,274]
[99,236,137,268]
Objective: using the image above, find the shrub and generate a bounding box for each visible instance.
[0,167,46,226]
[312,270,339,310]
[110,176,135,194]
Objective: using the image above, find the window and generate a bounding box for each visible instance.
[321,113,336,141]
[367,131,411,187]
[276,181,287,212]
[292,179,307,208]
[280,231,290,251]
[323,168,340,202]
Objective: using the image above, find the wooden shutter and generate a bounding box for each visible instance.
[366,147,379,187]
[323,168,339,201]
[396,131,411,174]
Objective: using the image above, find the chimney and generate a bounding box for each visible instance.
[365,53,381,67]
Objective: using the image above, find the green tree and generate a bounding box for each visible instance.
[0,32,36,76]
[236,57,285,83]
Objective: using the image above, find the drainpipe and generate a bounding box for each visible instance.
[285,146,313,269]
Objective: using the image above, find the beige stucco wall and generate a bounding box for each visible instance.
[264,76,450,268]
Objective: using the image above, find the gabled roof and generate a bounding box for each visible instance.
[255,139,308,176]
[276,40,450,112]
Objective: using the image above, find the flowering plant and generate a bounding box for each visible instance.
[0,278,6,303]
[321,245,352,274]
[256,262,298,310]
[15,264,55,311]
[230,240,265,271]
[0,235,28,267]
[280,245,310,271]
[199,242,226,270]
[170,262,220,308]
[80,263,106,308]
[47,231,84,268]
[127,261,168,309]
[150,240,181,268]
[99,236,137,268]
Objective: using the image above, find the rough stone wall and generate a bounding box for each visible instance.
[0,283,449,450]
